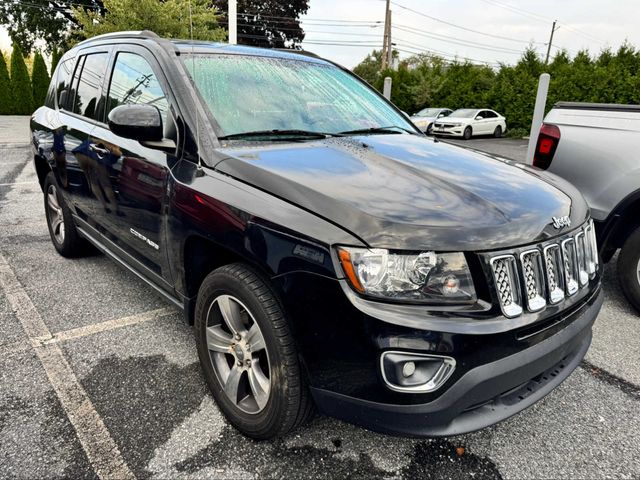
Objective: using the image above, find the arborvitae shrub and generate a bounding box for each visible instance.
[31,51,50,108]
[9,43,34,115]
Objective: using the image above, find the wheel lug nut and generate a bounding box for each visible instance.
[237,361,242,367]
[235,333,241,340]
[245,359,251,367]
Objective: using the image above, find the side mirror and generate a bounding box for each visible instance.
[108,104,163,142]
[438,112,445,118]
[475,115,483,121]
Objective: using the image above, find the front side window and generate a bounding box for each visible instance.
[106,52,168,122]
[72,53,109,120]
[184,54,414,138]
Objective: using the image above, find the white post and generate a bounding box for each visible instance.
[229,0,237,45]
[526,73,550,165]
[383,76,392,100]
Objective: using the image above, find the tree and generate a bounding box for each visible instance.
[0,52,11,114]
[73,0,226,42]
[213,0,309,48]
[0,0,104,54]
[31,51,50,108]
[51,48,63,74]
[9,43,34,114]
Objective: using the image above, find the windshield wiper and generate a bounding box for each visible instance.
[338,125,416,136]
[218,129,341,141]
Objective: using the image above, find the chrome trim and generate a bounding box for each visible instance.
[561,238,579,296]
[543,244,565,304]
[489,255,523,318]
[379,351,456,393]
[574,231,589,287]
[519,249,546,312]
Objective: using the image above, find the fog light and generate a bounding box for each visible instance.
[402,361,416,377]
[380,351,456,393]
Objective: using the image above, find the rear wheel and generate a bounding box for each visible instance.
[44,172,87,257]
[617,226,640,313]
[195,263,312,439]
[463,126,472,140]
[493,126,503,138]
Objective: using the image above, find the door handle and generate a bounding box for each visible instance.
[89,143,110,156]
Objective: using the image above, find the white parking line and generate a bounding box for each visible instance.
[0,252,135,480]
[33,307,176,346]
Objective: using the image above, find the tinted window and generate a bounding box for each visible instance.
[72,53,109,120]
[106,52,168,122]
[484,111,498,118]
[54,58,75,110]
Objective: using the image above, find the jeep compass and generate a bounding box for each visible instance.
[30,31,603,439]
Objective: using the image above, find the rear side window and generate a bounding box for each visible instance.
[53,58,75,110]
[71,53,109,120]
[485,111,498,118]
[106,52,168,122]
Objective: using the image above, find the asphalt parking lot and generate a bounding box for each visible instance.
[1,117,639,479]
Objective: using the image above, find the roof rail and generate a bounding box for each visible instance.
[77,30,159,46]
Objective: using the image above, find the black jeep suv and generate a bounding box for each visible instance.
[31,31,603,439]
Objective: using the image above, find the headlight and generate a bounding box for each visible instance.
[337,247,476,304]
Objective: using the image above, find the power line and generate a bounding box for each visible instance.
[388,0,545,46]
[394,24,525,54]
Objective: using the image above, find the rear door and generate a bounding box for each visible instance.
[59,49,112,220]
[89,46,179,284]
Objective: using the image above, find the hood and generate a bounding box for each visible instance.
[437,116,473,125]
[214,134,588,251]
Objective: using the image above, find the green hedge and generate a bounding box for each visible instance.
[0,52,10,114]
[354,44,640,132]
[9,43,34,115]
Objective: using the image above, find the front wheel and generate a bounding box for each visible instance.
[463,126,472,140]
[493,126,503,138]
[195,263,313,439]
[617,226,640,314]
[426,123,433,135]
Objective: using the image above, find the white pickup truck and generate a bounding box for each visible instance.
[533,102,640,312]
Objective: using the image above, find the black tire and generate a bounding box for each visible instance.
[195,263,313,439]
[617,226,640,313]
[494,125,503,138]
[463,126,472,140]
[426,123,433,135]
[43,172,88,257]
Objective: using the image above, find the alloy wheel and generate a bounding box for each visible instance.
[205,294,271,414]
[47,184,65,244]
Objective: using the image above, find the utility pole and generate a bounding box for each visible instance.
[381,0,391,70]
[545,20,557,64]
[229,0,237,45]
[386,9,393,69]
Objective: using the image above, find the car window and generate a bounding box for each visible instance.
[484,111,498,118]
[54,58,75,110]
[106,52,169,125]
[71,53,109,120]
[184,54,414,137]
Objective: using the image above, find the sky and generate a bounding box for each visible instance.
[298,0,640,68]
[1,0,639,68]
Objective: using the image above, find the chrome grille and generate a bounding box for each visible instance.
[520,250,546,312]
[489,221,598,317]
[489,256,522,318]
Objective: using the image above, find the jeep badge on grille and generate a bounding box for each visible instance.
[552,216,571,229]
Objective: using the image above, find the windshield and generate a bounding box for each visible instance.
[449,109,478,118]
[183,54,414,138]
[415,108,441,117]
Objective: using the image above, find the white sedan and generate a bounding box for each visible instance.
[433,109,507,139]
[410,108,452,134]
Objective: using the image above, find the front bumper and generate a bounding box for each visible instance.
[309,286,602,437]
[433,125,465,136]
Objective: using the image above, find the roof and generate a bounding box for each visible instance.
[76,30,330,65]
